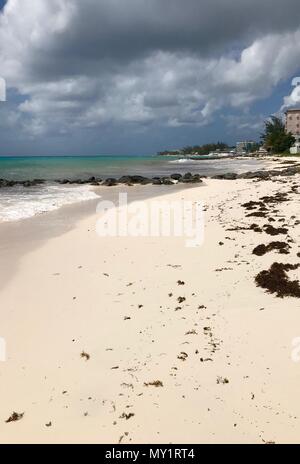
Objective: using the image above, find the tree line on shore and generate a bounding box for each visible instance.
[158,115,296,156]
[158,142,232,157]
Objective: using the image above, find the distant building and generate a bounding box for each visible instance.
[285,109,300,154]
[236,141,257,154]
[285,109,300,137]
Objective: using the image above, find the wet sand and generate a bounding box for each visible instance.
[0,183,192,289]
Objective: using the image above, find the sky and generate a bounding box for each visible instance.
[1,0,300,156]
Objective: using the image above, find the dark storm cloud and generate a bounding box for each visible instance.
[28,0,300,80]
[1,0,300,151]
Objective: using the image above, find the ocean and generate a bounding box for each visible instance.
[0,155,267,222]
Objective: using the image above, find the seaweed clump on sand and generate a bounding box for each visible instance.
[247,211,268,218]
[5,412,24,423]
[226,223,262,233]
[253,242,290,257]
[263,225,288,236]
[255,263,300,298]
[260,193,289,205]
[144,380,164,388]
[242,201,266,210]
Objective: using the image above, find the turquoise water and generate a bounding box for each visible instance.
[0,155,165,181]
[0,154,265,181]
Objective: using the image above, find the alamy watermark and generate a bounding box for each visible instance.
[0,337,6,362]
[96,193,205,248]
[291,337,300,363]
[0,76,6,102]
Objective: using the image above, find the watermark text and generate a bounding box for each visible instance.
[96,193,205,248]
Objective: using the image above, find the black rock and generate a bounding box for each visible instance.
[102,178,118,187]
[179,175,203,184]
[140,178,152,185]
[170,174,182,181]
[0,180,15,187]
[70,179,86,185]
[162,177,175,185]
[130,176,149,184]
[118,176,132,184]
[32,179,45,185]
[117,175,152,185]
[152,178,162,185]
[238,171,270,180]
[212,173,238,180]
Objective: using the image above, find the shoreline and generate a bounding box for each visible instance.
[0,155,294,224]
[0,158,299,443]
[0,156,272,225]
[0,183,195,290]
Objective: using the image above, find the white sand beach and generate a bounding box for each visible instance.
[3,0,300,447]
[0,162,299,444]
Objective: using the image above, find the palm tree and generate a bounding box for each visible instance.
[261,116,295,153]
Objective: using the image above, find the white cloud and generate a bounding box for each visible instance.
[1,0,300,138]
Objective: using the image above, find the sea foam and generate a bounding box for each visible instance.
[0,183,99,222]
